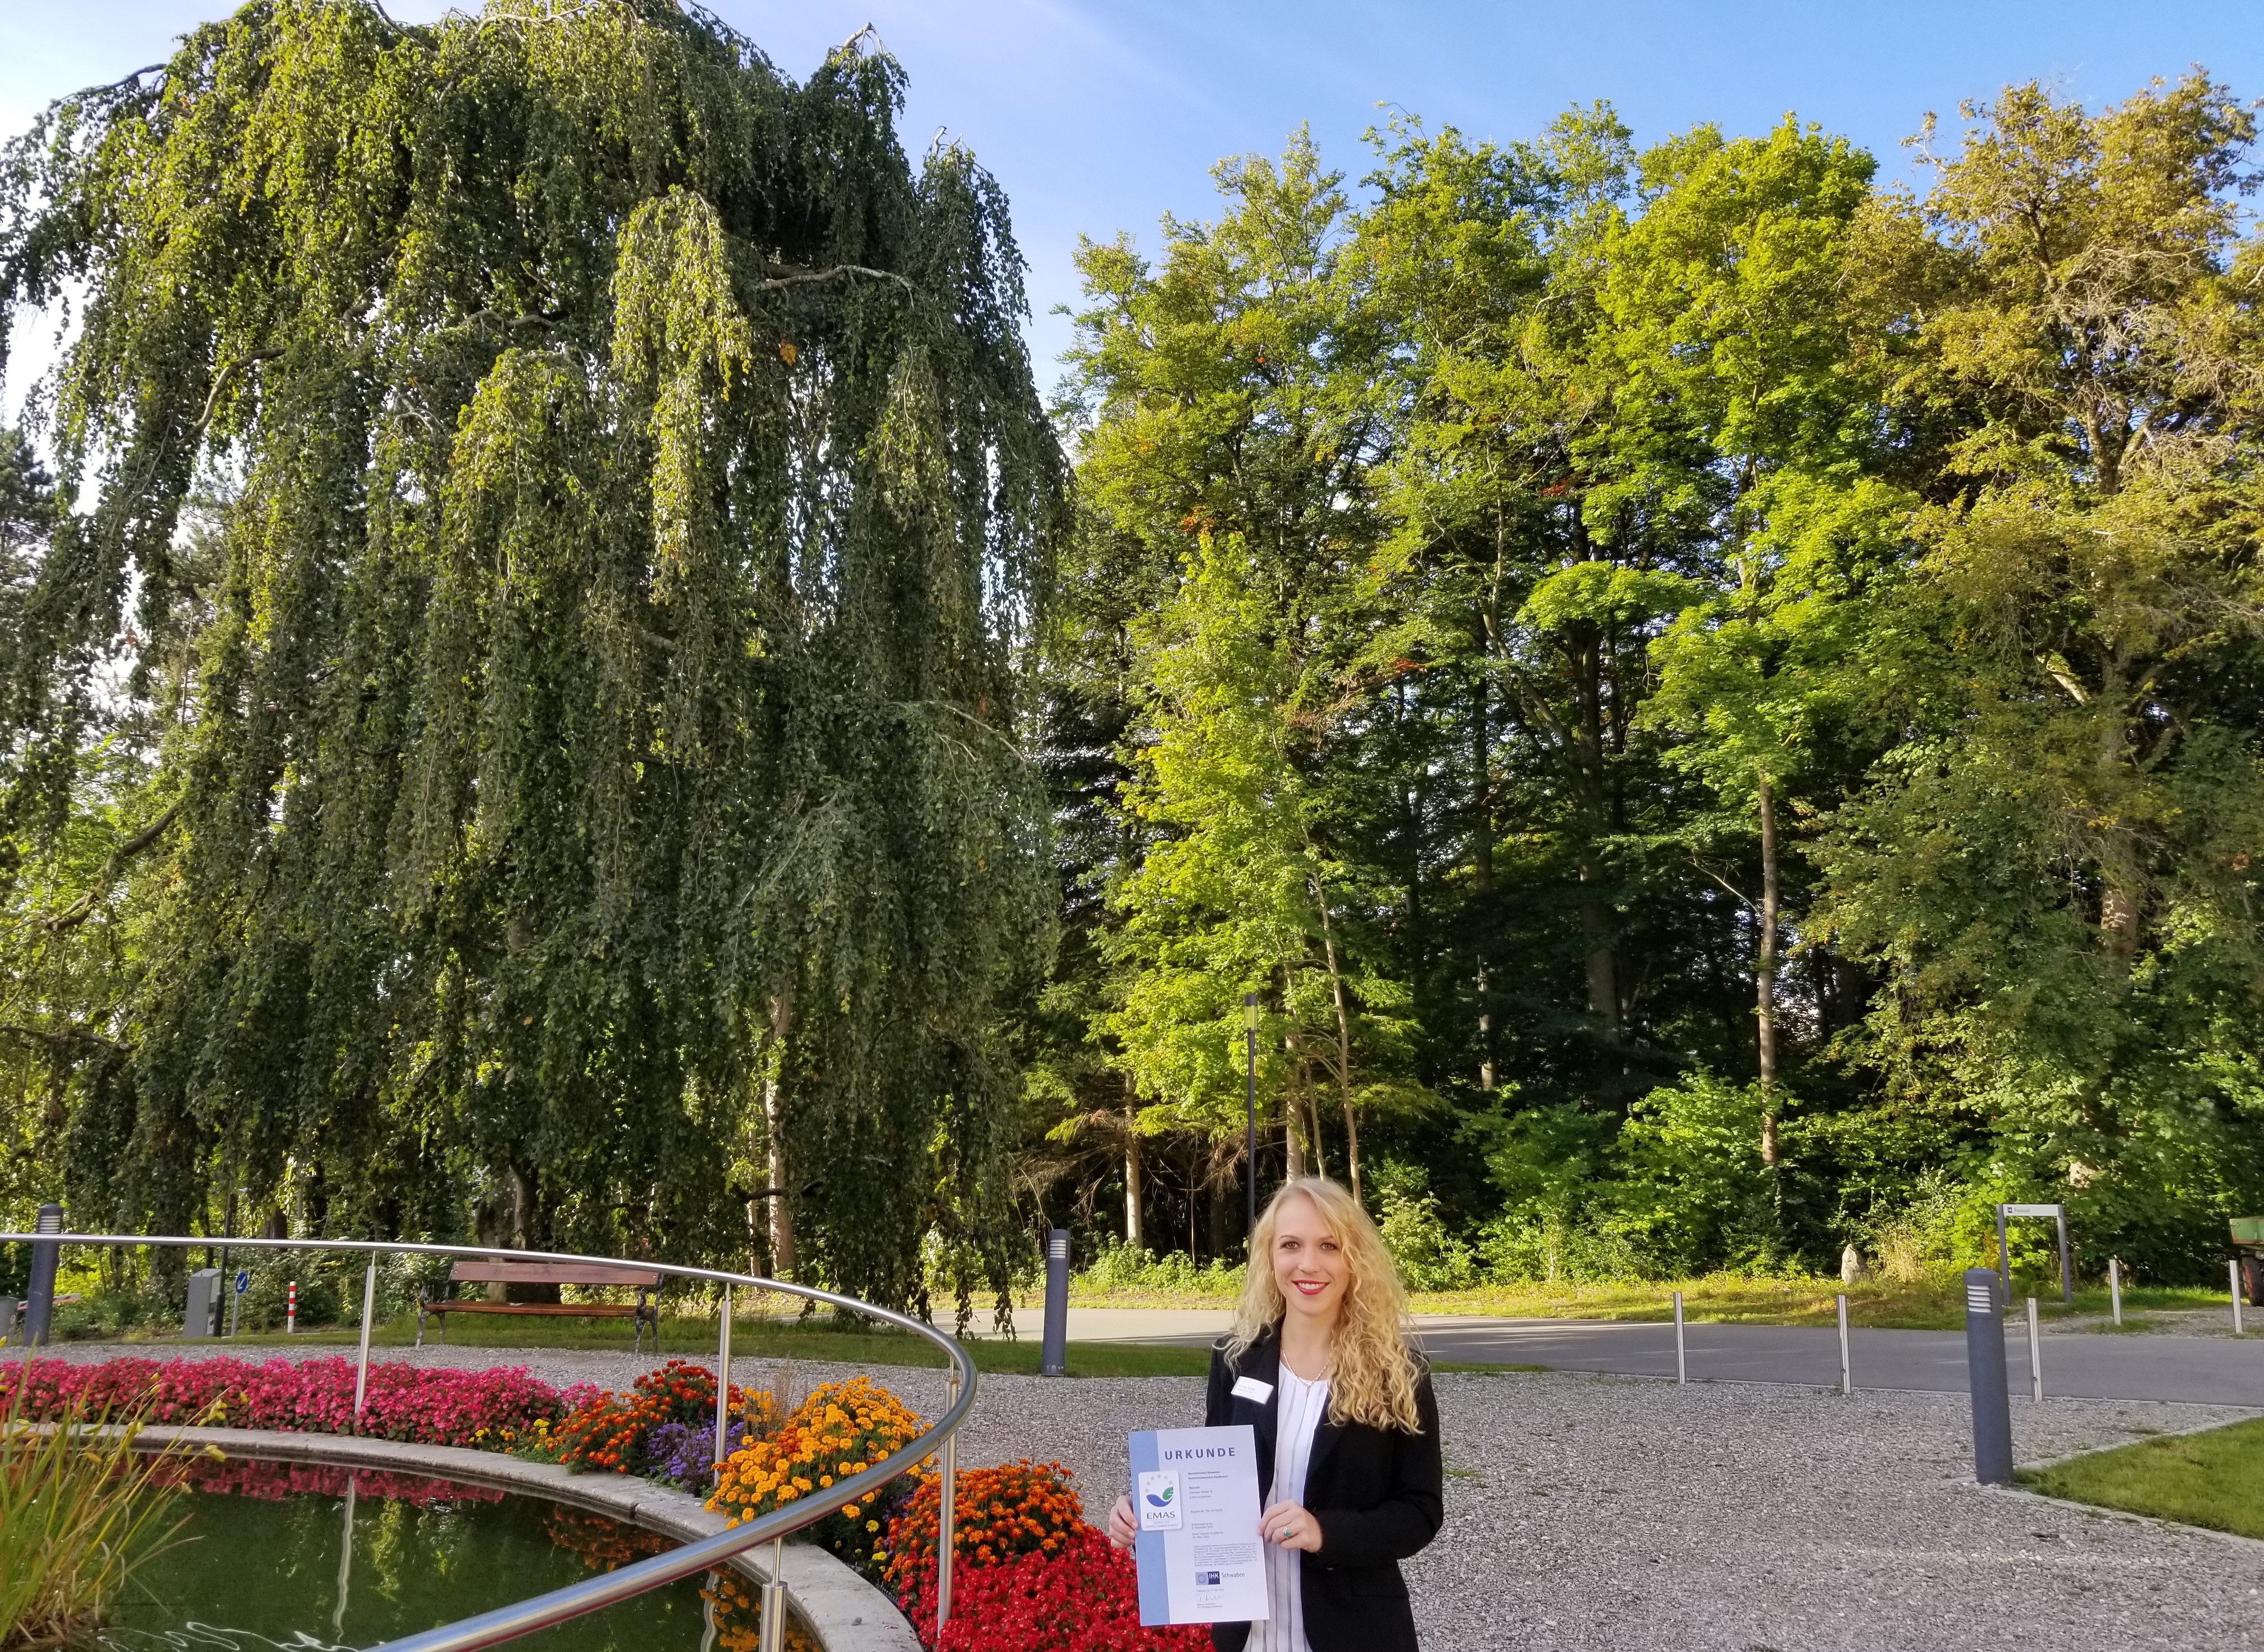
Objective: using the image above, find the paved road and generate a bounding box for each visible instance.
[1051,1307,2264,1407]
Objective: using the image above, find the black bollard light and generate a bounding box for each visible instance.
[24,1203,62,1348]
[1040,1228,1070,1377]
[1963,1267,2014,1486]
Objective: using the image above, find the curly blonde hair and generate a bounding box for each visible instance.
[1228,1177,1424,1435]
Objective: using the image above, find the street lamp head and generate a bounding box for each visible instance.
[1242,993,1260,1031]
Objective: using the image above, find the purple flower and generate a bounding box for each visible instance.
[644,1421,718,1487]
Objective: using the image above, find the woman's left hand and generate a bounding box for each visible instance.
[1258,1499,1323,1553]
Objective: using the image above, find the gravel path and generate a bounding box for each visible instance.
[24,1342,2264,1650]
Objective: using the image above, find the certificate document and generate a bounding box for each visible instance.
[1129,1424,1269,1626]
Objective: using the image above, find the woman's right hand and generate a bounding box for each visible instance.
[1106,1494,1137,1550]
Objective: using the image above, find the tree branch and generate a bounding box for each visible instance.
[70,65,165,103]
[751,265,912,295]
[39,800,183,934]
[193,351,283,441]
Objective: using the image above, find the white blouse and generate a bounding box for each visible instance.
[1252,1366,1329,1652]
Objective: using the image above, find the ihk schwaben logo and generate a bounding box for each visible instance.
[1137,1470,1182,1531]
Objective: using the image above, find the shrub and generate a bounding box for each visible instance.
[894,1527,1209,1652]
[1368,1162,1478,1291]
[709,1376,924,1573]
[1074,1236,1242,1299]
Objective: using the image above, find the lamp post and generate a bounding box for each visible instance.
[1242,993,1260,1245]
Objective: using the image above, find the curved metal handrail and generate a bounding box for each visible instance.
[0,1232,977,1652]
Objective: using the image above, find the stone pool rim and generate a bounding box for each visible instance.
[122,1425,919,1652]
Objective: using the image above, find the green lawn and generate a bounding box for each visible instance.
[1055,1276,2226,1331]
[2019,1418,2264,1539]
[211,1312,1215,1377]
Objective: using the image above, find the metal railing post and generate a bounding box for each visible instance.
[1672,1290,1685,1385]
[354,1259,379,1423]
[757,1537,785,1652]
[716,1282,734,1485]
[1837,1293,1851,1396]
[938,1364,959,1637]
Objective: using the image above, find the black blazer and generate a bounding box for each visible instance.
[1203,1326,1443,1652]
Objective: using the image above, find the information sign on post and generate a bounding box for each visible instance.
[230,1269,248,1339]
[1994,1203,2073,1305]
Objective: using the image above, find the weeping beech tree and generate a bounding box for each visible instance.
[0,0,1063,1317]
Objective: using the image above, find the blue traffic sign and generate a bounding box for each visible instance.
[234,1270,249,1294]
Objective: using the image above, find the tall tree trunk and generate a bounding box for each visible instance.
[1473,682,1495,1092]
[1756,773,1780,1171]
[1573,625,1620,1040]
[2096,668,2143,963]
[763,985,796,1280]
[1310,873,1362,1203]
[1580,860,1620,1040]
[1123,1076,1145,1253]
[1282,1051,1306,1182]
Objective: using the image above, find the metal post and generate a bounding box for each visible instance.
[2055,1213,2072,1305]
[1672,1290,1686,1385]
[288,1280,298,1335]
[1242,993,1259,1243]
[716,1282,734,1484]
[937,1365,959,1639]
[2234,1260,2247,1337]
[757,1536,786,1652]
[1995,1205,2010,1296]
[1962,1269,2013,1486]
[353,1260,378,1424]
[1040,1230,1069,1377]
[230,1268,245,1339]
[1837,1293,1852,1396]
[23,1203,61,1346]
[2026,1297,2043,1401]
[2108,1258,2121,1327]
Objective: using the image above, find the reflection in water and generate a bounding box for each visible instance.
[330,1480,355,1643]
[102,1457,816,1652]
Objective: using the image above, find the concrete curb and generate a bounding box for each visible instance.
[130,1425,919,1652]
[1975,1480,2264,1556]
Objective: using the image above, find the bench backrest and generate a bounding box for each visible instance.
[447,1261,664,1287]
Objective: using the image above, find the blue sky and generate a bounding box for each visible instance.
[3,1,2260,381]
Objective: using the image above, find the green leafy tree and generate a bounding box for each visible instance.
[0,2,1062,1317]
[1815,75,2264,1272]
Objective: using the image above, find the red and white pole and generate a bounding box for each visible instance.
[286,1281,297,1335]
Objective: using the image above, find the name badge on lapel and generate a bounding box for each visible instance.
[1231,1376,1274,1404]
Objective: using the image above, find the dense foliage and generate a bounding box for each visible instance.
[0,0,1060,1317]
[2,3,2258,1297]
[1033,75,2264,1285]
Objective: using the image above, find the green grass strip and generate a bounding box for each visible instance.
[2019,1418,2264,1540]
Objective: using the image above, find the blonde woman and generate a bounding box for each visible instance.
[1108,1176,1443,1652]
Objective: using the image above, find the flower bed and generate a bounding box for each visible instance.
[8,1355,1207,1650]
[709,1375,924,1572]
[879,1460,1206,1652]
[0,1355,562,1447]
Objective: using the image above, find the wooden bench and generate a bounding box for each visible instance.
[416,1261,664,1353]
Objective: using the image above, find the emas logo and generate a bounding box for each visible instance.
[1137,1469,1182,1531]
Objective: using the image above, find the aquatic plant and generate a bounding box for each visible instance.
[0,1381,199,1648]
